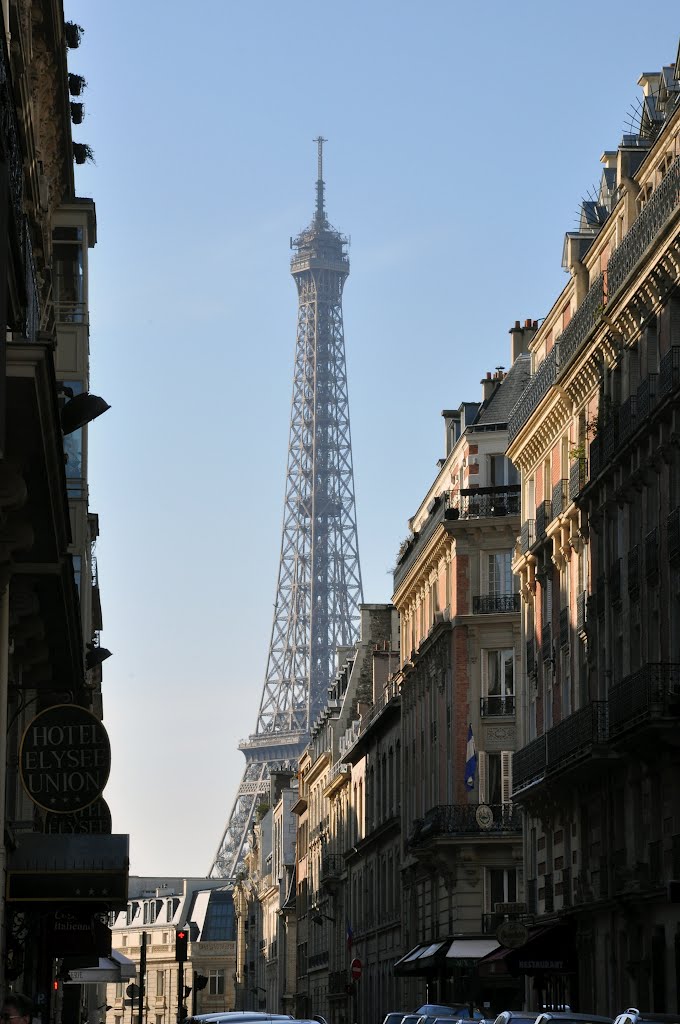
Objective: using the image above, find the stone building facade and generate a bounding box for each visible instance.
[390,347,529,1013]
[508,42,680,1015]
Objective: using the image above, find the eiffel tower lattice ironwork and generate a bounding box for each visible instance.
[209,139,363,878]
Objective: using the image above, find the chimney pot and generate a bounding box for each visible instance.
[486,372,492,379]
[514,320,521,329]
[533,320,538,328]
[525,318,532,328]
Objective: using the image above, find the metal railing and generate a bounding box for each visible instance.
[618,394,638,446]
[321,854,344,880]
[659,345,680,397]
[520,520,535,553]
[536,499,552,538]
[513,734,547,793]
[557,273,604,376]
[480,695,515,717]
[552,479,568,518]
[508,345,559,443]
[472,593,520,614]
[410,803,521,843]
[637,372,658,422]
[668,508,680,563]
[607,156,680,299]
[569,458,587,500]
[448,485,521,520]
[590,435,601,480]
[628,545,640,598]
[545,701,609,767]
[609,662,680,737]
[309,951,329,969]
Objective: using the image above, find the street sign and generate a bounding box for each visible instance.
[350,957,362,981]
[495,901,527,915]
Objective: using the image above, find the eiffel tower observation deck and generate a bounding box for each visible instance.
[209,140,363,878]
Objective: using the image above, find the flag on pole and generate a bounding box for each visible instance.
[346,919,354,951]
[465,724,477,791]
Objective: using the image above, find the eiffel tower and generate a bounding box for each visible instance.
[210,139,363,878]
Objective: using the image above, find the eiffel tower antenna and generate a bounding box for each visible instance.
[210,139,364,878]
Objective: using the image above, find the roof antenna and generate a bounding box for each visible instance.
[314,135,327,223]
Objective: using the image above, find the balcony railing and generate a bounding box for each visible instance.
[508,344,559,443]
[536,499,552,538]
[448,485,521,520]
[569,458,587,500]
[545,701,608,768]
[472,593,520,614]
[410,803,522,844]
[520,520,535,554]
[513,734,547,793]
[556,273,604,377]
[309,951,329,969]
[321,854,344,881]
[618,394,638,446]
[609,662,680,738]
[480,695,516,717]
[559,607,569,649]
[628,545,640,599]
[645,527,659,581]
[610,558,621,606]
[669,508,680,564]
[552,479,568,518]
[659,345,680,397]
[589,434,601,480]
[607,155,680,299]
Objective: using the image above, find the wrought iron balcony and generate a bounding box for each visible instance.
[607,156,680,299]
[576,591,587,637]
[556,273,604,377]
[559,607,569,649]
[448,485,521,520]
[637,373,658,422]
[610,558,621,606]
[513,734,547,794]
[668,508,680,565]
[552,479,568,518]
[410,803,522,844]
[659,345,680,397]
[508,344,558,443]
[526,638,535,676]
[603,416,619,462]
[608,662,680,738]
[520,519,535,553]
[480,695,516,717]
[321,854,344,882]
[618,394,638,446]
[569,458,587,500]
[545,701,609,770]
[645,527,659,581]
[309,950,329,969]
[541,622,552,662]
[536,499,552,538]
[589,435,601,480]
[628,545,640,599]
[472,593,520,614]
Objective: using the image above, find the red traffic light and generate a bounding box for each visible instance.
[175,928,189,962]
[177,931,186,939]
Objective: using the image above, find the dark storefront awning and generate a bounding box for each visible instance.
[477,926,577,978]
[395,938,500,977]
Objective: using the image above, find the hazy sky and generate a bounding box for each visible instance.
[65,0,679,875]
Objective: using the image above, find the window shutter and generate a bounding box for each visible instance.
[501,751,513,805]
[478,751,488,803]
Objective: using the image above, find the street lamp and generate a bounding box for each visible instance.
[60,391,111,435]
[311,909,335,926]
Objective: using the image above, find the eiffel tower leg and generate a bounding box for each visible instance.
[209,761,269,878]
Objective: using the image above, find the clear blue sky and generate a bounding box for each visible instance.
[66,0,679,875]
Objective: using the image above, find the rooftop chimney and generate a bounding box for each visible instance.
[481,371,497,402]
[510,318,538,363]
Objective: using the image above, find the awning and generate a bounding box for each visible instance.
[65,950,136,984]
[394,941,449,976]
[477,926,576,977]
[446,939,500,960]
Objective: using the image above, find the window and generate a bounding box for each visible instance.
[156,972,165,997]
[53,225,84,322]
[479,751,513,805]
[488,552,513,595]
[484,650,514,714]
[60,379,85,497]
[115,984,123,999]
[489,455,520,487]
[121,935,127,947]
[208,969,225,996]
[156,1016,164,1024]
[487,868,518,910]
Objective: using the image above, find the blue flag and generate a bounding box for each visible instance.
[465,724,477,791]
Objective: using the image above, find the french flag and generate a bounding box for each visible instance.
[346,919,354,951]
[464,724,477,791]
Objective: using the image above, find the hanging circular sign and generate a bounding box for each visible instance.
[20,704,111,813]
[496,919,529,949]
[44,796,112,834]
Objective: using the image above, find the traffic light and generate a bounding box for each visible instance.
[175,928,189,962]
[194,975,209,991]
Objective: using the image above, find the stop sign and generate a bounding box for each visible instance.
[351,958,362,981]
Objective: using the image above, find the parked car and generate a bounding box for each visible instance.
[613,1012,680,1024]
[383,1014,410,1024]
[536,1014,612,1024]
[187,1016,293,1024]
[417,1009,485,1021]
[494,1012,540,1024]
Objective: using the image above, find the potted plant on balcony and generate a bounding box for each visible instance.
[72,142,94,165]
[64,22,84,48]
[68,73,86,96]
[70,102,84,125]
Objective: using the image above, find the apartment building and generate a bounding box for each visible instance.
[391,349,529,1013]
[508,43,680,1014]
